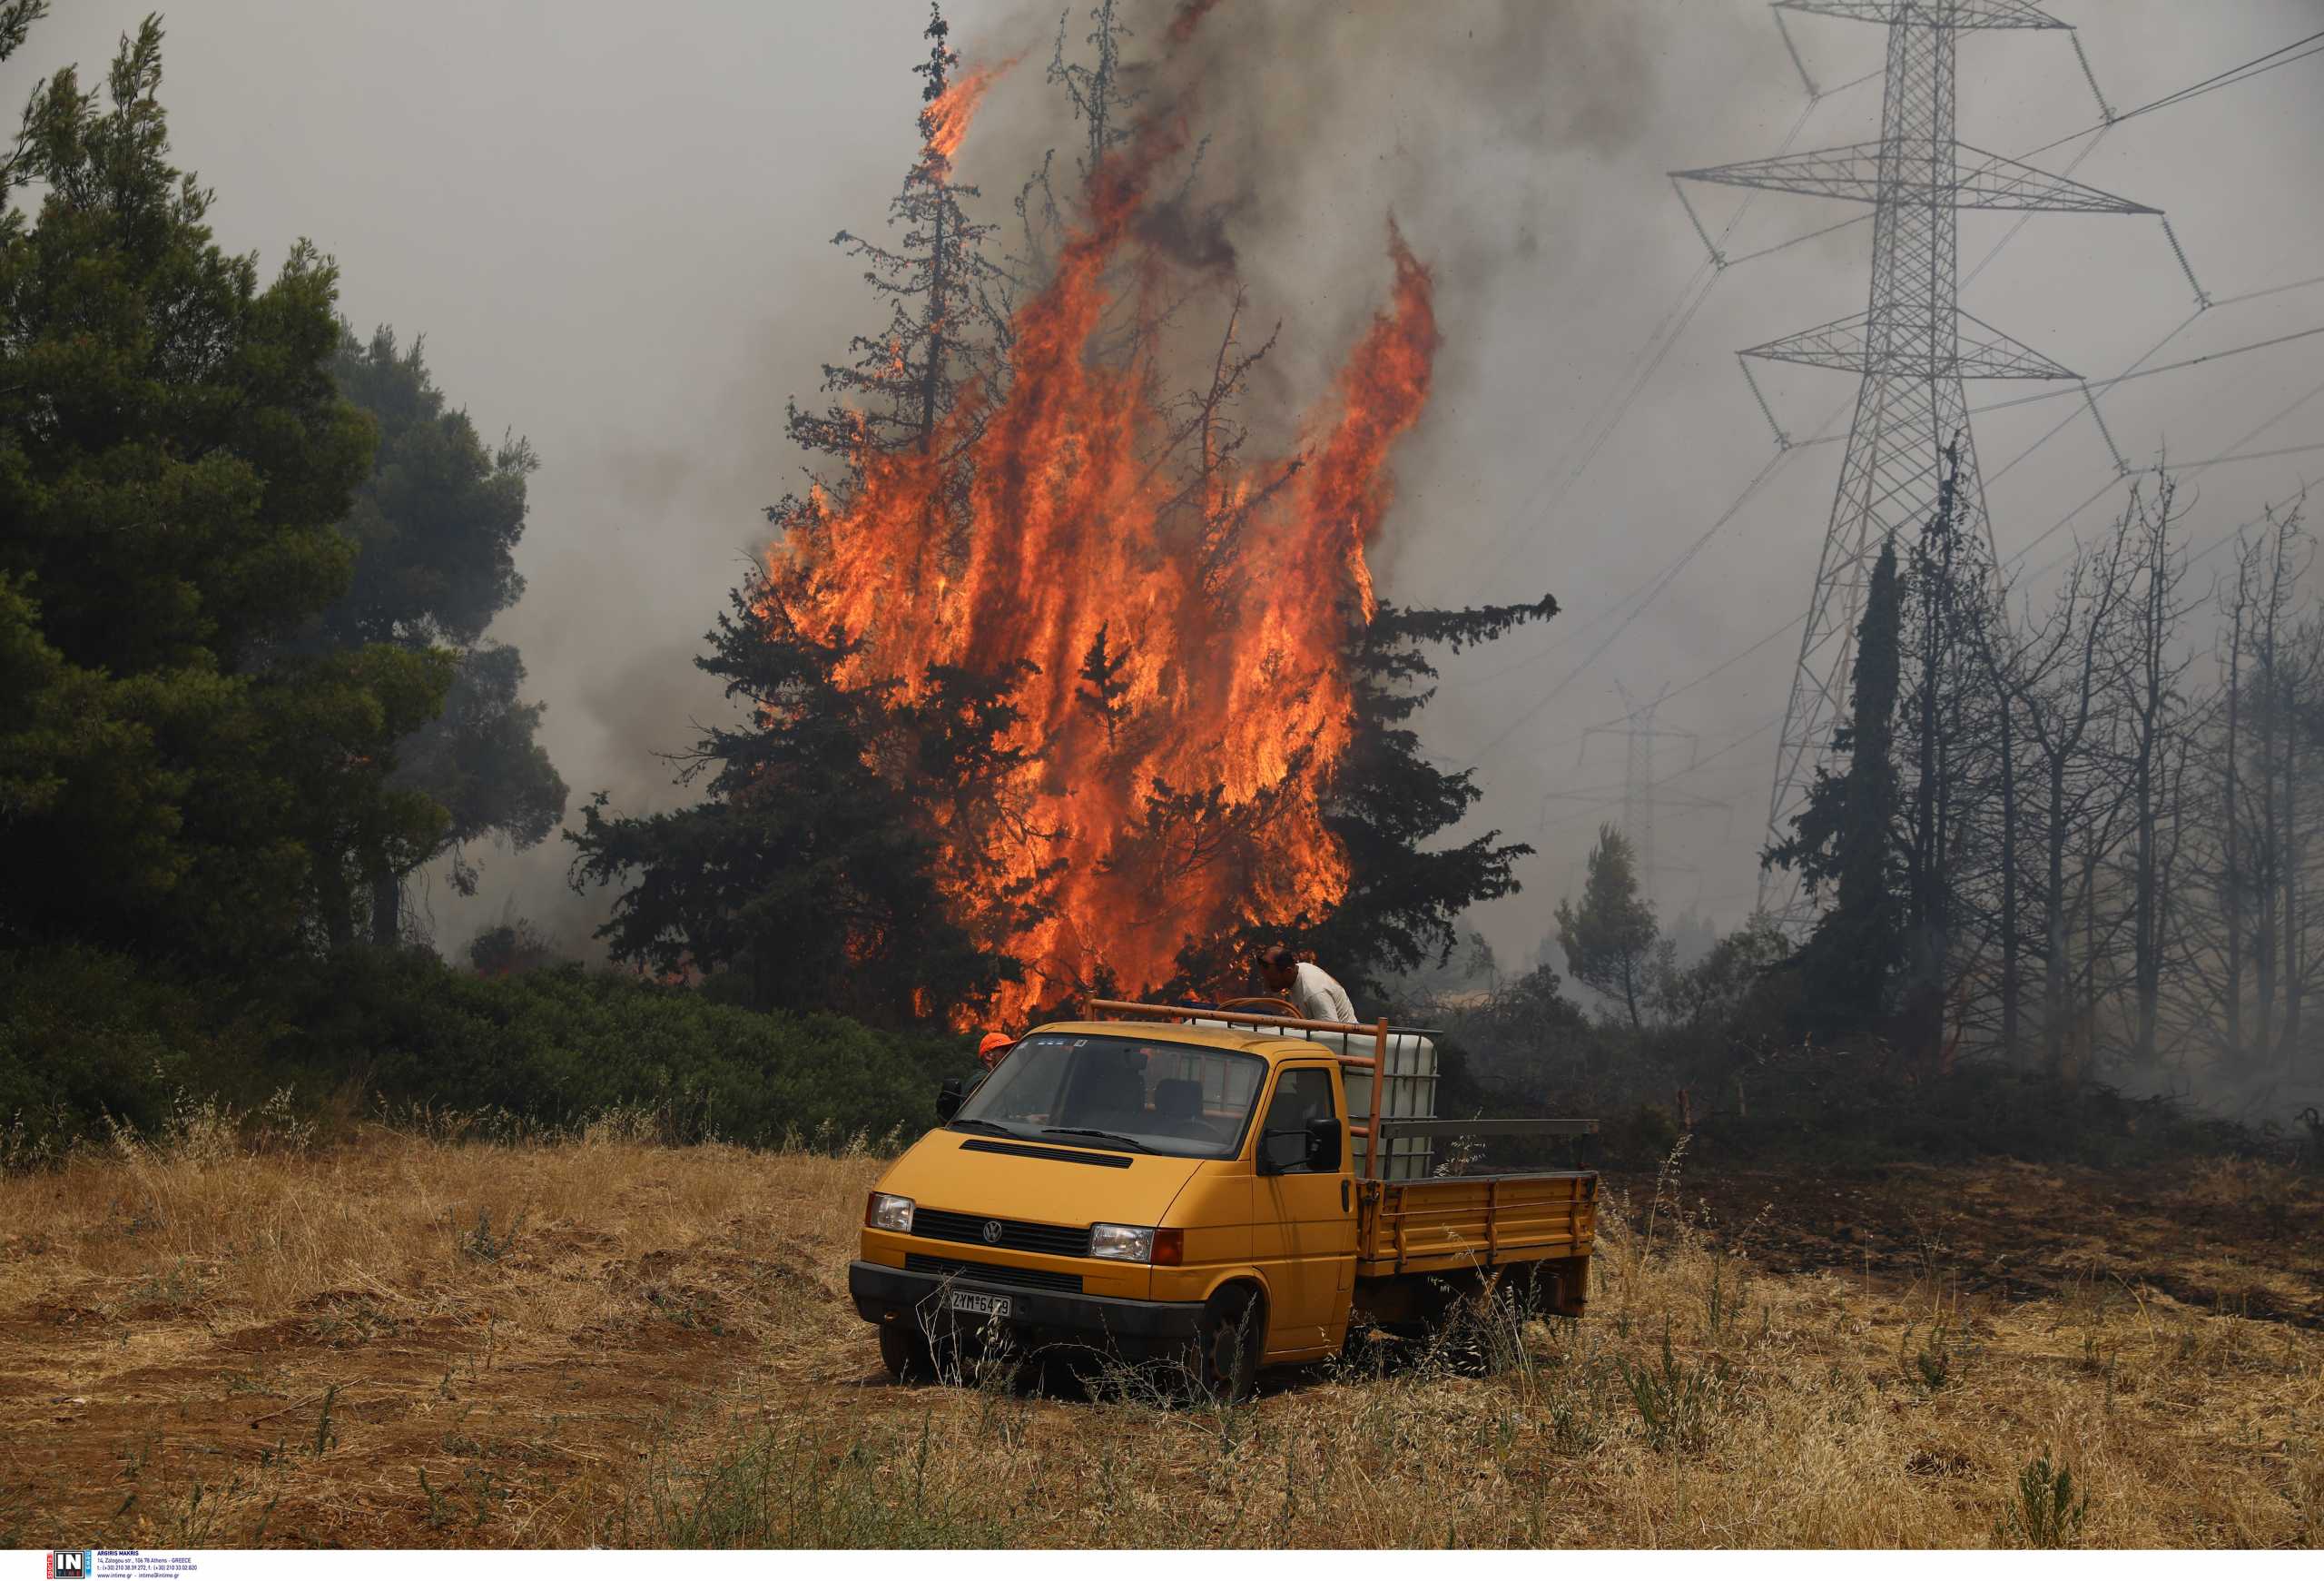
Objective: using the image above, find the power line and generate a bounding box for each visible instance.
[1460,262,2324,770]
[2007,367,2324,582]
[1458,21,2324,833]
[1455,26,2324,695]
[1788,320,2324,445]
[1674,28,2324,317]
[1532,716,1781,836]
[1461,440,1805,763]
[1984,309,2204,489]
[1659,612,1807,706]
[1464,74,1858,593]
[1973,323,2324,419]
[2211,272,2324,311]
[2011,28,2324,163]
[2177,440,2324,469]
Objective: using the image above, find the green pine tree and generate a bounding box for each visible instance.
[565,590,1024,1023]
[1554,824,1659,1031]
[320,327,566,944]
[0,17,448,965]
[1298,596,1558,996]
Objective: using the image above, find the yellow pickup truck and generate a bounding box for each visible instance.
[847,999,1598,1397]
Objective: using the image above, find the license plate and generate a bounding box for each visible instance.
[946,1290,1011,1319]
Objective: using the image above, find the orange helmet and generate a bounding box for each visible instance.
[977,1032,1014,1069]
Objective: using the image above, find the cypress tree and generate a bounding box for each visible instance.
[1766,538,1906,1036]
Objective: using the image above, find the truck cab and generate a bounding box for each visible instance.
[847,1002,1597,1396]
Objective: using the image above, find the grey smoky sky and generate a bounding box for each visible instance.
[16,1,2323,970]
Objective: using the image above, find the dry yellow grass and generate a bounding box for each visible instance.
[0,1118,2317,1548]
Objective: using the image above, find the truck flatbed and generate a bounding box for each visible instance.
[1358,1169,1597,1280]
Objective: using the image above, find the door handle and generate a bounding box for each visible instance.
[1342,1179,1351,1213]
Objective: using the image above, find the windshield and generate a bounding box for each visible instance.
[954,1032,1266,1160]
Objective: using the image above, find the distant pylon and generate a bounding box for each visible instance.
[1674,1,2157,920]
[1577,681,1707,908]
[1616,681,1665,884]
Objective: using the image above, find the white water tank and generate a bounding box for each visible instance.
[1190,1020,1439,1180]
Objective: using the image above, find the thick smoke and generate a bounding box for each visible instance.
[425,0,1702,964]
[71,0,2289,985]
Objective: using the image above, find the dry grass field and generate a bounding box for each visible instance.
[2,1112,2319,1549]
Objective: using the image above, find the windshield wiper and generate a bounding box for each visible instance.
[1040,1127,1155,1154]
[948,1118,1020,1138]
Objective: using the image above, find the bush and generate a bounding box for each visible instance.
[0,944,976,1161]
[0,947,277,1160]
[1995,1448,2090,1548]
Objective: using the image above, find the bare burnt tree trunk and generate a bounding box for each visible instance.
[2256,657,2279,1062]
[371,872,400,947]
[1999,692,2022,1063]
[2082,839,2101,1072]
[2270,595,2322,1075]
[2286,687,2304,1071]
[2156,727,2193,1071]
[2043,746,2072,1073]
[2004,531,2134,1080]
[320,864,352,950]
[2115,475,2192,1070]
[1051,0,1131,179]
[2224,586,2246,1059]
[2244,513,2306,1066]
[920,196,947,451]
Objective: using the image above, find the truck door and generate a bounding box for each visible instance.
[1254,1063,1357,1351]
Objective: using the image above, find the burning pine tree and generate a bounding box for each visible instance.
[573,4,1551,1023]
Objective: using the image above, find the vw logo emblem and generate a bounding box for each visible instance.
[980,1220,1003,1244]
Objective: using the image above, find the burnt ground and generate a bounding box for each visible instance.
[1609,1157,2324,1329]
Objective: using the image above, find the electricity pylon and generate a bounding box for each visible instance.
[1673,1,2157,920]
[1568,682,1729,909]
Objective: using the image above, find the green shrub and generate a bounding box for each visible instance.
[1616,1329,1728,1454]
[0,944,975,1161]
[0,947,276,1159]
[1995,1448,2090,1548]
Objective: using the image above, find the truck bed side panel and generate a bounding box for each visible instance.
[1355,1171,1597,1279]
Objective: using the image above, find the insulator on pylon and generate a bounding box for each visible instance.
[2160,217,2211,311]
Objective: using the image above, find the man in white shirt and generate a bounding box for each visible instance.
[1258,944,1357,1024]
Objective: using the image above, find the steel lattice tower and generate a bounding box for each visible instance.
[1674,1,2155,919]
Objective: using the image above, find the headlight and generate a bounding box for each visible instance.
[1088,1223,1183,1265]
[865,1192,914,1233]
[1088,1222,1154,1262]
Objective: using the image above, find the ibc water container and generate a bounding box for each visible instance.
[1189,1020,1439,1180]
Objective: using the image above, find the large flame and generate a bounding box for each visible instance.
[761,117,1439,1023]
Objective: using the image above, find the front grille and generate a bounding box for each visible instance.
[912,1207,1090,1259]
[905,1252,1085,1295]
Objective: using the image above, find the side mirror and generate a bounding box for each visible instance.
[1305,1115,1343,1173]
[936,1077,964,1122]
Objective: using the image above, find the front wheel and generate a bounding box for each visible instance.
[1186,1286,1263,1402]
[878,1319,936,1383]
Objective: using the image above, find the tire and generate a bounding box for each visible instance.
[1186,1285,1263,1402]
[878,1319,936,1383]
